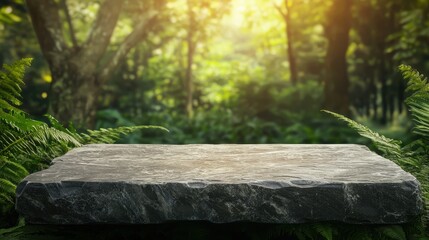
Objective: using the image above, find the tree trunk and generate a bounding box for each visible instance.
[371,71,378,120]
[376,2,396,124]
[379,58,388,124]
[49,63,100,129]
[369,62,378,120]
[323,0,352,115]
[275,0,298,85]
[26,0,162,128]
[397,78,405,113]
[284,0,298,84]
[185,0,195,118]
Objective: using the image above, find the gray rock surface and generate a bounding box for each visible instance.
[16,144,423,224]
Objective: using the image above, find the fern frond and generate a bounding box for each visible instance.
[44,114,83,142]
[44,114,68,132]
[0,178,17,212]
[0,58,31,114]
[0,157,29,184]
[375,225,406,240]
[322,110,403,159]
[0,110,43,133]
[346,230,372,240]
[406,95,429,138]
[0,193,14,205]
[399,65,429,139]
[0,157,29,212]
[0,58,41,134]
[399,65,429,92]
[0,124,81,159]
[314,224,333,240]
[80,125,169,144]
[0,179,16,196]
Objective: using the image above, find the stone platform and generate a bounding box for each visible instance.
[16,144,423,224]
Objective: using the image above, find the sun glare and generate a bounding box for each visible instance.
[228,0,247,27]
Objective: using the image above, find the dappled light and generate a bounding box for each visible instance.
[1,0,429,239]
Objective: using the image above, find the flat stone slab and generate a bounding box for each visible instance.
[16,144,423,224]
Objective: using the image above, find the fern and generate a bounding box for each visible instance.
[400,64,429,140]
[0,178,16,208]
[0,125,81,157]
[81,125,168,144]
[0,58,29,111]
[376,225,407,240]
[321,110,405,163]
[315,224,334,240]
[0,58,35,132]
[0,157,28,184]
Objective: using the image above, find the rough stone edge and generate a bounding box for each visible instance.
[16,179,423,225]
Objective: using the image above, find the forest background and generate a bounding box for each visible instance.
[1,0,429,145]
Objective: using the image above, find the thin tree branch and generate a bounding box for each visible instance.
[60,0,78,49]
[99,13,158,82]
[273,2,286,20]
[79,0,124,63]
[26,0,68,66]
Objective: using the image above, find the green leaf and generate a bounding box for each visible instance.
[315,224,333,240]
[81,125,169,144]
[376,226,406,240]
[322,110,403,160]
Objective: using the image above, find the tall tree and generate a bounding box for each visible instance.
[352,0,403,123]
[185,0,196,118]
[323,0,352,115]
[180,0,230,118]
[275,0,298,85]
[26,0,164,128]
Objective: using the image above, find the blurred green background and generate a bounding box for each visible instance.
[1,0,428,145]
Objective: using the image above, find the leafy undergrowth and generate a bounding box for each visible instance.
[0,220,426,240]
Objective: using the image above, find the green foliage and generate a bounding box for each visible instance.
[0,1,22,25]
[0,58,29,116]
[136,108,362,145]
[324,65,429,238]
[0,59,167,226]
[0,222,418,240]
[400,64,429,139]
[81,126,168,144]
[0,59,80,215]
[322,110,404,163]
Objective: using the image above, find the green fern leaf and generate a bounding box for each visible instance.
[0,179,16,195]
[44,114,83,142]
[0,110,43,133]
[376,225,406,240]
[0,157,29,183]
[44,114,68,132]
[314,224,333,240]
[0,89,21,106]
[0,58,31,113]
[81,125,169,144]
[399,65,429,139]
[0,193,14,205]
[0,125,81,157]
[322,110,403,160]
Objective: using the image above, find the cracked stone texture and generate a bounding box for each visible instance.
[16,144,423,224]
